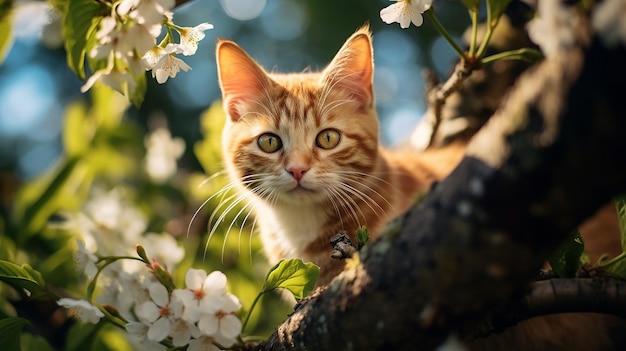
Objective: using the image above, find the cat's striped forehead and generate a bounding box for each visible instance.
[262,72,368,131]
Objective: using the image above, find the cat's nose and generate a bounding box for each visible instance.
[287,166,309,182]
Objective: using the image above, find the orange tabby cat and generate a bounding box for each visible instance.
[215,26,464,286]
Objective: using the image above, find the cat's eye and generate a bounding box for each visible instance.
[257,133,283,153]
[316,129,341,149]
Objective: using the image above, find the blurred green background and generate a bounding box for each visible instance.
[0,0,469,179]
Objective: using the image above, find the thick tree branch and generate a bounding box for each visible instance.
[256,7,626,350]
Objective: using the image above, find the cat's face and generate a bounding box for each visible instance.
[217,27,378,206]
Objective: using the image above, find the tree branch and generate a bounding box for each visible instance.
[472,277,626,339]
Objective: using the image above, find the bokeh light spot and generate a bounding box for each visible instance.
[219,0,267,21]
[0,65,57,136]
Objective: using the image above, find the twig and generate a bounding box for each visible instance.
[425,59,477,148]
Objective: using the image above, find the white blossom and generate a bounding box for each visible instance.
[143,128,186,183]
[178,22,214,55]
[122,0,174,27]
[173,269,228,323]
[135,282,183,342]
[150,44,192,84]
[74,239,98,279]
[57,298,104,324]
[196,292,242,347]
[380,0,432,28]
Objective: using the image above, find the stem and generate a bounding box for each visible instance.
[468,9,479,58]
[241,290,266,334]
[101,308,128,330]
[600,251,626,268]
[425,9,467,60]
[481,48,543,65]
[87,256,145,302]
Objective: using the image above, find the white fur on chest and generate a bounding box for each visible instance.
[253,199,328,259]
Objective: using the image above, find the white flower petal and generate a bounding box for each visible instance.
[221,293,241,313]
[188,336,221,351]
[136,301,161,323]
[149,282,170,307]
[219,314,242,339]
[198,314,219,336]
[147,317,171,341]
[57,298,104,324]
[204,271,227,293]
[186,268,208,290]
[125,321,148,336]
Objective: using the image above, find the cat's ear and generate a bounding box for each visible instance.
[322,25,374,108]
[216,39,274,122]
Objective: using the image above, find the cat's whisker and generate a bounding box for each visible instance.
[323,188,344,229]
[205,192,251,261]
[205,176,269,257]
[196,170,228,188]
[187,181,239,238]
[337,182,386,218]
[237,203,256,254]
[319,98,354,118]
[248,216,257,264]
[329,186,364,227]
[336,171,400,214]
[342,179,397,215]
[222,199,255,263]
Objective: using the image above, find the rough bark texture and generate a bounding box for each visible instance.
[256,5,626,351]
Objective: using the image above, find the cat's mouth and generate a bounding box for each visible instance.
[288,184,314,193]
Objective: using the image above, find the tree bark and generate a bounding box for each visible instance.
[257,5,626,351]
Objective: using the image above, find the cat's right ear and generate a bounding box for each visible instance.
[216,40,272,122]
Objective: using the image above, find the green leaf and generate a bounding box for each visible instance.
[481,48,544,65]
[0,260,47,297]
[487,0,512,27]
[0,11,13,65]
[614,195,626,252]
[20,157,81,236]
[460,0,480,11]
[63,0,106,79]
[0,317,30,351]
[264,259,320,300]
[601,253,626,278]
[547,230,584,278]
[20,333,55,351]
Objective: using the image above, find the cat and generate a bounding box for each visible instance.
[215,25,464,287]
[214,25,626,350]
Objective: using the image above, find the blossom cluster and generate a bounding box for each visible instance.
[128,269,242,350]
[59,186,242,350]
[81,0,213,94]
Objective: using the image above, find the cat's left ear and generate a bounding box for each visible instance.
[322,25,374,108]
